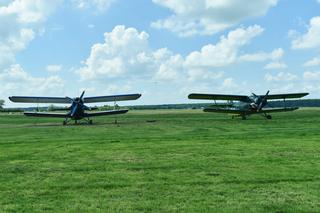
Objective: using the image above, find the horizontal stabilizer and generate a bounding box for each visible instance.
[84,94,141,103]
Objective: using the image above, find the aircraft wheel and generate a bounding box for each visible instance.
[242,116,247,120]
[63,121,67,125]
[89,120,93,125]
[266,115,272,120]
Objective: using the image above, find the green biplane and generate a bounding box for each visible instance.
[188,91,309,120]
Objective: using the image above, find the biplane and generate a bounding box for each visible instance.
[9,91,141,125]
[188,91,309,120]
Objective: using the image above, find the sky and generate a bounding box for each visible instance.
[0,0,320,107]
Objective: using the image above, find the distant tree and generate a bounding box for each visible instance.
[0,100,4,109]
[48,104,55,111]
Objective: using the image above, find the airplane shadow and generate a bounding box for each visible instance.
[222,177,320,185]
[23,120,158,128]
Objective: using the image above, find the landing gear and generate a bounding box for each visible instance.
[262,113,272,120]
[63,118,70,125]
[62,118,93,125]
[241,115,247,120]
[84,117,93,125]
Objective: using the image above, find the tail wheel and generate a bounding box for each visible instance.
[266,115,272,120]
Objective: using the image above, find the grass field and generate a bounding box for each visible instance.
[0,109,320,212]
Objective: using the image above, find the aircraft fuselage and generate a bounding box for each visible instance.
[231,95,268,112]
[69,98,90,120]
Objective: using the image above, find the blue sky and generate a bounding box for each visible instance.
[1,0,320,106]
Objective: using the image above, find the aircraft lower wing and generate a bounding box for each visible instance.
[259,107,299,113]
[9,96,71,104]
[24,112,70,118]
[84,94,141,103]
[188,93,250,102]
[265,93,309,100]
[85,109,129,117]
[203,107,299,114]
[203,108,246,114]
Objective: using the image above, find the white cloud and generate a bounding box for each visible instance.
[265,72,298,82]
[185,25,264,68]
[222,78,237,89]
[77,25,302,102]
[0,64,64,97]
[46,65,62,73]
[0,0,61,70]
[264,62,287,70]
[77,26,189,83]
[187,69,224,82]
[291,16,320,49]
[71,0,115,12]
[151,0,278,37]
[0,0,63,102]
[77,25,268,84]
[0,0,61,24]
[303,57,320,67]
[154,50,184,81]
[239,48,284,62]
[77,25,153,81]
[303,71,320,81]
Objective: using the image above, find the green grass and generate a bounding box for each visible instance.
[0,109,320,212]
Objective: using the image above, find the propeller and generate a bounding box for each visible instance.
[80,91,85,100]
[257,90,270,111]
[66,96,73,103]
[71,104,78,117]
[70,91,85,117]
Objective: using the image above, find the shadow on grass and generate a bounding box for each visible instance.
[223,177,320,185]
[21,120,157,128]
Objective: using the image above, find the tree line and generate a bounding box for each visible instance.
[1,99,320,112]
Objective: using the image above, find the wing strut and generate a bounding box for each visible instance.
[114,100,117,124]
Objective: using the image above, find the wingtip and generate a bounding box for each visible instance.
[134,94,142,100]
[8,96,15,102]
[188,93,196,99]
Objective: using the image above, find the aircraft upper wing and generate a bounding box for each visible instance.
[188,93,250,102]
[24,112,70,118]
[84,94,141,103]
[264,93,309,100]
[9,96,71,104]
[85,109,128,117]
